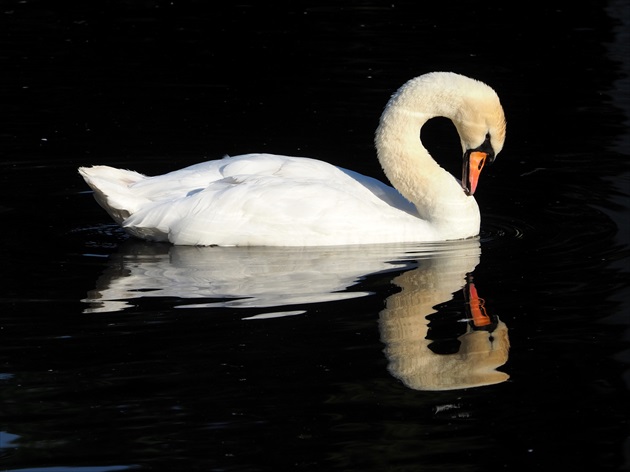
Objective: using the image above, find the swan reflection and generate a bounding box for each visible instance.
[83,239,509,390]
[83,242,419,312]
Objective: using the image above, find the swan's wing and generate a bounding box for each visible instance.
[129,154,345,200]
[122,154,430,245]
[82,154,330,226]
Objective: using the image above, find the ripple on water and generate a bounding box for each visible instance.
[480,213,532,244]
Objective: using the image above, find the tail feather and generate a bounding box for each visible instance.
[79,166,149,225]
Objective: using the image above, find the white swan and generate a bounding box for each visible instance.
[79,72,506,246]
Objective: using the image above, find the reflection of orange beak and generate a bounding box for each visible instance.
[467,282,491,327]
[462,151,488,196]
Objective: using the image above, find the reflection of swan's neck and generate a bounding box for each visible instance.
[375,77,480,239]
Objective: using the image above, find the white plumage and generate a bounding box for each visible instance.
[79,72,506,246]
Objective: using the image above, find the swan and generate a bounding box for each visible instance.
[79,72,506,246]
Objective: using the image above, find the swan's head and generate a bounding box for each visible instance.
[450,76,506,195]
[376,72,506,199]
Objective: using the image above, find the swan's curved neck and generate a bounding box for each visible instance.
[375,78,480,239]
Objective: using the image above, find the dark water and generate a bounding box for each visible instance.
[1,1,629,471]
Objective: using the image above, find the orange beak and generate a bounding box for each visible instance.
[462,151,489,196]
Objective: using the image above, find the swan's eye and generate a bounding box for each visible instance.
[483,133,492,149]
